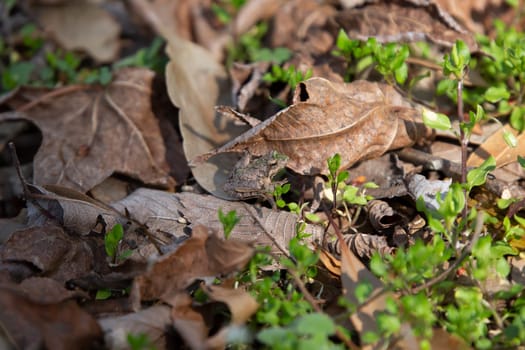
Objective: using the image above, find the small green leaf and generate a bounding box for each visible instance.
[503,130,518,148]
[484,86,510,103]
[327,153,341,177]
[496,257,510,277]
[510,106,525,132]
[394,63,408,84]
[337,170,349,184]
[422,109,452,130]
[105,224,124,259]
[518,155,525,168]
[370,253,387,277]
[218,208,240,239]
[305,212,322,223]
[466,156,496,192]
[377,313,401,336]
[355,282,374,304]
[96,288,112,300]
[294,313,335,336]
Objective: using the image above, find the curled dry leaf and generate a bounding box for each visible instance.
[0,68,174,192]
[328,233,393,261]
[32,0,120,63]
[195,77,431,175]
[337,0,479,52]
[367,199,406,232]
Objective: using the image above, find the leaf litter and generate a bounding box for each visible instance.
[0,0,524,349]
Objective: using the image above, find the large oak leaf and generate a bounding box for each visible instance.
[195,78,431,175]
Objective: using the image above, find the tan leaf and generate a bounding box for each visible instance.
[467,124,525,168]
[337,0,479,52]
[195,78,430,175]
[99,304,171,350]
[32,1,120,63]
[130,0,248,199]
[0,68,174,192]
[202,285,259,324]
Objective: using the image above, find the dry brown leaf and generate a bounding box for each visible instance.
[435,0,508,33]
[130,225,254,308]
[0,68,174,192]
[99,304,171,350]
[130,0,248,199]
[428,328,472,350]
[0,285,102,350]
[329,233,393,262]
[32,0,120,62]
[337,0,479,52]
[271,0,337,54]
[0,226,93,283]
[203,285,259,324]
[368,199,406,232]
[195,77,430,175]
[18,277,88,304]
[171,293,209,350]
[111,189,324,255]
[26,184,125,236]
[467,124,525,168]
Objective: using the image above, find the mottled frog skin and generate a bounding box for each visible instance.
[223,151,288,200]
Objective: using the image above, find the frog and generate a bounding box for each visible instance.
[223,150,289,202]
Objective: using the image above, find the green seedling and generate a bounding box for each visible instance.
[105,223,133,265]
[226,21,292,67]
[127,333,157,350]
[218,208,240,239]
[113,37,167,73]
[263,64,313,89]
[334,31,409,84]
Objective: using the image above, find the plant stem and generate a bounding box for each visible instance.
[457,78,467,184]
[457,77,469,227]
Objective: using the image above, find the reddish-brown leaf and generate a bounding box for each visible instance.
[130,225,254,307]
